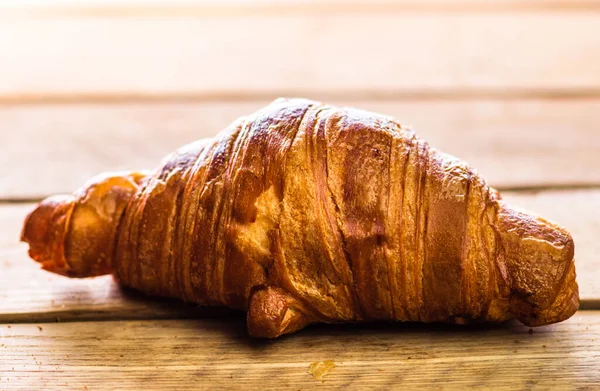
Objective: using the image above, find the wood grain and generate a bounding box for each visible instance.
[1,189,599,323]
[1,12,600,100]
[0,314,599,390]
[2,99,600,199]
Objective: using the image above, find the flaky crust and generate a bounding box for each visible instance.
[22,98,579,337]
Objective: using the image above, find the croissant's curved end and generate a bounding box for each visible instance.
[497,202,579,326]
[21,194,75,276]
[21,172,147,278]
[516,262,579,326]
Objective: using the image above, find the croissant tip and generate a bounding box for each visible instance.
[21,195,68,246]
[512,262,579,327]
[21,195,75,276]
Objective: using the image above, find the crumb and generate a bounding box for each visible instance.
[513,350,517,353]
[514,340,520,344]
[37,326,43,332]
[308,360,336,381]
[542,345,546,348]
[528,329,533,334]
[407,357,411,360]
[7,325,10,329]
[120,355,124,358]
[377,369,384,372]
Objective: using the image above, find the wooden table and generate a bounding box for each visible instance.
[1,1,600,389]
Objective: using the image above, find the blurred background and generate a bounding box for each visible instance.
[0,0,599,199]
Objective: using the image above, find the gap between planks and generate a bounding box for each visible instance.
[5,89,600,105]
[5,184,600,205]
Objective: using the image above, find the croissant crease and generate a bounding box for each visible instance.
[21,98,579,337]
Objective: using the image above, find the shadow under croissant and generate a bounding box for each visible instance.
[109,284,247,324]
[112,285,554,346]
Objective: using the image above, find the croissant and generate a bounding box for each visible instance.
[21,98,579,338]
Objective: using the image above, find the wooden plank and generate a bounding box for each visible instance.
[1,189,599,323]
[1,12,600,100]
[0,314,599,389]
[2,99,600,199]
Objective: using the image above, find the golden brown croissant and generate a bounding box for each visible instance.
[21,98,579,338]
